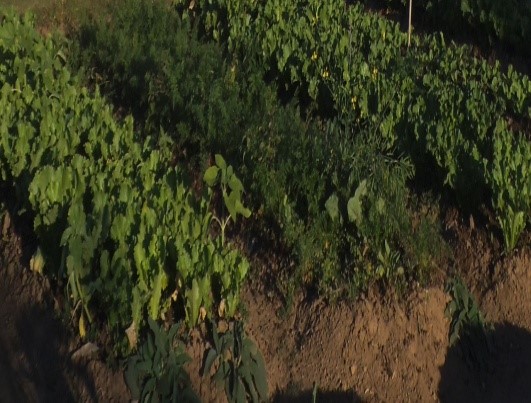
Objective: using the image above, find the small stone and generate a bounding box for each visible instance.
[2,211,11,237]
[350,364,357,376]
[71,342,99,362]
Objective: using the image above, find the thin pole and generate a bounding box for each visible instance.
[408,0,413,48]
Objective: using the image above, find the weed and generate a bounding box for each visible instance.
[125,318,200,403]
[204,154,251,246]
[204,320,268,403]
[445,277,493,370]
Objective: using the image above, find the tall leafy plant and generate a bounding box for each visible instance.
[204,320,268,403]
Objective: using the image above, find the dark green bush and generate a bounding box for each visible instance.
[69,0,444,297]
[70,0,250,158]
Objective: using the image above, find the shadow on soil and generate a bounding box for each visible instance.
[439,322,531,403]
[0,257,98,402]
[273,387,362,403]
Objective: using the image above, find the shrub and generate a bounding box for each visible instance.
[70,0,249,159]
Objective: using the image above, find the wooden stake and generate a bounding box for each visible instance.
[408,0,413,48]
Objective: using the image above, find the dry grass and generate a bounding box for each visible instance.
[0,0,114,32]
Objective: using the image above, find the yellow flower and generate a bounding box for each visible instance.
[372,67,378,79]
[351,96,357,109]
[311,51,318,61]
[322,68,330,79]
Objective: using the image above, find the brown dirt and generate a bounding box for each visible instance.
[0,212,130,403]
[186,209,531,403]
[1,206,530,403]
[241,286,450,402]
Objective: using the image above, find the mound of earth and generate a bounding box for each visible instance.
[0,215,130,403]
[1,211,530,403]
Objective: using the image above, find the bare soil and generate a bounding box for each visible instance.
[1,208,530,403]
[186,209,531,403]
[0,213,130,403]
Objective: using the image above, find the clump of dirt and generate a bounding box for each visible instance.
[482,249,531,328]
[0,213,130,403]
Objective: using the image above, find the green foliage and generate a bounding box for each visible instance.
[68,0,427,295]
[204,320,268,403]
[241,106,433,294]
[125,318,200,403]
[0,10,250,353]
[64,0,448,298]
[445,277,492,370]
[204,154,251,245]
[177,0,531,251]
[69,0,249,158]
[360,0,531,57]
[489,127,531,251]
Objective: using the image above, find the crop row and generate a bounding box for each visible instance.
[0,11,249,351]
[176,0,531,250]
[357,0,531,58]
[71,0,445,298]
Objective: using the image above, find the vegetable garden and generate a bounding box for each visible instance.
[0,0,529,401]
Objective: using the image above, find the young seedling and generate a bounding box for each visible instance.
[203,154,251,246]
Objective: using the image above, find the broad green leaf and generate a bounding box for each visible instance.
[124,359,141,399]
[241,365,258,402]
[187,278,201,326]
[347,179,367,225]
[215,154,226,170]
[131,288,143,338]
[234,378,246,403]
[148,271,164,319]
[203,348,218,375]
[224,191,238,222]
[203,166,219,186]
[235,199,251,218]
[228,175,244,193]
[325,193,339,222]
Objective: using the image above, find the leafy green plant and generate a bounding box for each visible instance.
[0,11,251,354]
[125,318,200,403]
[489,126,531,251]
[204,154,251,245]
[445,277,492,370]
[67,0,448,299]
[204,320,268,403]
[177,0,531,251]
